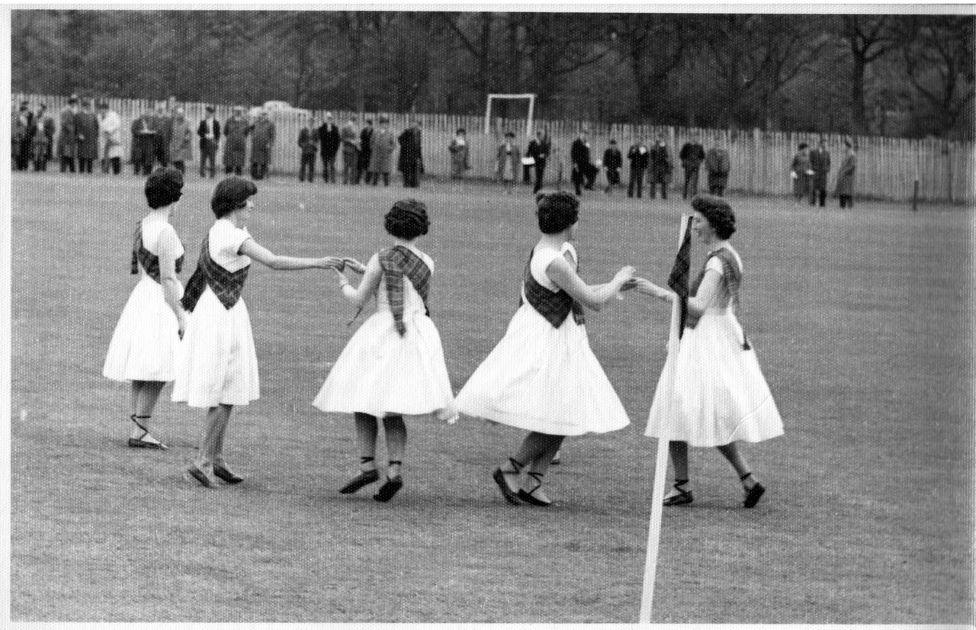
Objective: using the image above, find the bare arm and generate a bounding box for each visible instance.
[686,269,721,317]
[238,238,339,271]
[546,252,633,312]
[157,246,186,331]
[334,253,383,308]
[627,277,675,303]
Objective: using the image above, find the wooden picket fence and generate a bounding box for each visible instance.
[14,93,974,204]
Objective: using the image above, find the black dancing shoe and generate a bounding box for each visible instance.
[213,463,244,484]
[373,475,403,502]
[339,469,380,494]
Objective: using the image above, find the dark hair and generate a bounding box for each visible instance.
[385,199,429,240]
[145,167,184,209]
[211,176,258,218]
[456,128,466,135]
[536,191,579,234]
[691,195,736,240]
[798,142,808,150]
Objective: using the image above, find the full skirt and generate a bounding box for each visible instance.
[171,288,259,408]
[312,309,456,420]
[103,276,180,382]
[455,305,630,436]
[645,309,783,446]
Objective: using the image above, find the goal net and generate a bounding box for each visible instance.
[484,93,536,138]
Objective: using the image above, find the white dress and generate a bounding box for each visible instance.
[312,247,456,420]
[455,242,630,436]
[171,219,260,408]
[645,245,784,446]
[102,214,184,382]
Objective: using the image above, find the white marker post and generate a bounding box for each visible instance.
[638,214,691,623]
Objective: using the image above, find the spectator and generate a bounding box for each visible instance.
[790,143,812,203]
[130,105,158,176]
[30,103,55,172]
[197,105,221,178]
[705,143,731,196]
[97,100,123,175]
[449,128,470,179]
[222,106,249,176]
[570,129,597,195]
[358,119,373,184]
[249,110,275,180]
[648,135,673,199]
[526,128,551,193]
[57,94,80,173]
[75,98,100,173]
[369,115,395,187]
[168,107,193,174]
[297,115,318,183]
[340,117,360,185]
[809,137,831,207]
[835,138,856,208]
[152,100,173,167]
[496,131,521,193]
[397,120,423,188]
[627,138,650,198]
[603,139,623,194]
[317,112,341,183]
[679,133,706,199]
[13,100,32,170]
[11,101,30,171]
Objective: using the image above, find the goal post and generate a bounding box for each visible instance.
[484,93,536,138]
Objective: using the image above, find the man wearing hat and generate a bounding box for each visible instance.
[13,100,33,171]
[317,112,341,183]
[809,137,831,207]
[97,100,123,175]
[75,98,100,174]
[249,109,275,180]
[30,103,55,172]
[130,104,158,176]
[223,106,249,176]
[57,94,80,173]
[197,105,221,178]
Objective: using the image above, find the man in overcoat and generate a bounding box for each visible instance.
[679,134,706,199]
[317,112,341,183]
[197,105,221,178]
[809,137,831,207]
[249,110,275,180]
[222,106,249,175]
[57,95,80,173]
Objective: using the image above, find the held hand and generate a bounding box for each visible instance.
[614,265,636,285]
[321,256,344,269]
[341,257,366,274]
[619,277,639,291]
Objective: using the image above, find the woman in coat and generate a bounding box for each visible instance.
[168,107,194,174]
[448,128,470,179]
[368,116,396,186]
[834,139,856,208]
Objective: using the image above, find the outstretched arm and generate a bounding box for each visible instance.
[239,238,340,271]
[546,253,633,312]
[334,253,382,308]
[627,277,675,303]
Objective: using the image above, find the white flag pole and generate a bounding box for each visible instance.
[638,214,690,623]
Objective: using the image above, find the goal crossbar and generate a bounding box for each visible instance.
[484,93,536,137]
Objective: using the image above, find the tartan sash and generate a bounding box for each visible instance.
[687,247,750,349]
[180,234,250,312]
[379,245,431,337]
[130,224,184,283]
[519,247,585,328]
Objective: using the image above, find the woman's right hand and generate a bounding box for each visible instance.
[614,266,636,287]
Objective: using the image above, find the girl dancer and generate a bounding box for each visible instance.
[314,199,456,502]
[634,194,784,507]
[103,166,187,450]
[175,177,341,487]
[455,191,634,507]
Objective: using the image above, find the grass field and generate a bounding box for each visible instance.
[9,170,974,623]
